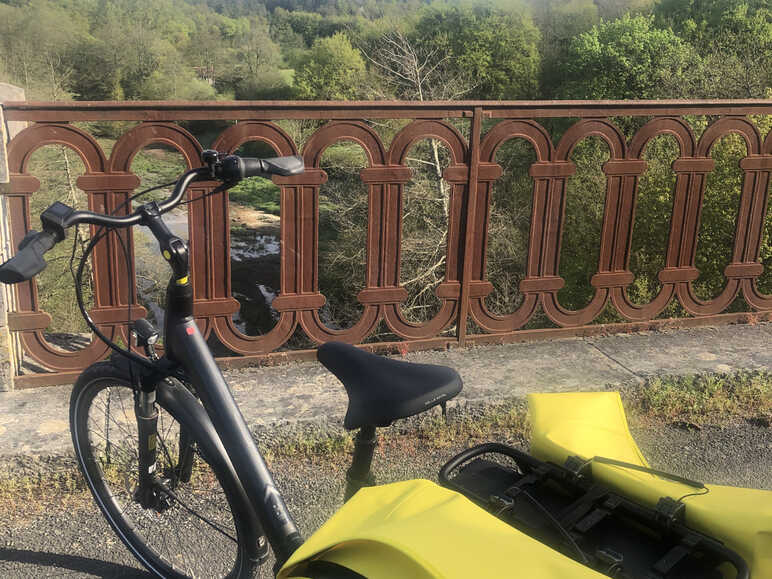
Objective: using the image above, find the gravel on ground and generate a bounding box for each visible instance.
[1,416,769,578]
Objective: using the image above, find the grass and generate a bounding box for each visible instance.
[410,398,529,449]
[2,369,768,514]
[623,369,772,427]
[0,469,90,523]
[228,177,282,215]
[262,430,354,462]
[264,370,771,460]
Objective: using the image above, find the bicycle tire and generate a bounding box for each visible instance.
[70,361,256,578]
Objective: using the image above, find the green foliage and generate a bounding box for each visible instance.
[294,32,368,99]
[698,4,772,98]
[66,38,120,100]
[628,370,772,426]
[137,42,217,101]
[653,0,769,39]
[694,134,746,300]
[1,0,768,103]
[0,0,81,99]
[228,178,281,215]
[553,15,700,99]
[270,7,340,47]
[558,137,609,311]
[130,146,188,191]
[412,4,541,100]
[626,136,679,306]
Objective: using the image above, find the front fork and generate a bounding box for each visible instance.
[135,389,161,509]
[134,202,194,509]
[135,382,196,509]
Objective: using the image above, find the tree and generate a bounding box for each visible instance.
[411,4,541,100]
[529,0,599,97]
[186,11,240,90]
[653,0,768,39]
[0,0,79,99]
[215,17,292,99]
[363,29,476,101]
[553,15,701,100]
[67,38,122,100]
[697,4,772,98]
[294,32,368,99]
[138,43,217,101]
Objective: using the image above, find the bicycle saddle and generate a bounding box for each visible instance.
[317,342,463,430]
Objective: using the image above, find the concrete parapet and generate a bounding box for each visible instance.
[0,98,17,390]
[0,82,27,141]
[0,103,8,185]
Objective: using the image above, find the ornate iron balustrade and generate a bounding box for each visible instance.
[1,100,771,388]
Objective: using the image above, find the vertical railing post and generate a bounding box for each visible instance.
[456,107,484,346]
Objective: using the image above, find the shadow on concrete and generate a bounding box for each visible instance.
[0,547,150,577]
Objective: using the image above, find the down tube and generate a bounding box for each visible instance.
[167,318,303,564]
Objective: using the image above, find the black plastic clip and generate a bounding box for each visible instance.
[40,201,75,241]
[596,547,624,575]
[564,455,592,478]
[489,493,515,516]
[655,496,686,528]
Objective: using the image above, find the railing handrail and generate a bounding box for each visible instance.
[3,99,771,121]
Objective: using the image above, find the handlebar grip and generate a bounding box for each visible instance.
[217,155,304,181]
[0,230,57,284]
[240,157,265,178]
[247,155,305,177]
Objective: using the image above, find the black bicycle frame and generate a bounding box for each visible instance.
[141,208,303,567]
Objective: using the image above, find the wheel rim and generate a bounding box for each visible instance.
[78,379,241,578]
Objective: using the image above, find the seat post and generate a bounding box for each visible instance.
[344,424,377,501]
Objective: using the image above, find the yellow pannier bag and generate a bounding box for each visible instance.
[278,478,606,578]
[528,391,772,579]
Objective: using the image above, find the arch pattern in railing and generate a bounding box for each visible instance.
[1,100,770,387]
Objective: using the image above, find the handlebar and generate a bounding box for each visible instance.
[0,230,57,283]
[0,152,304,284]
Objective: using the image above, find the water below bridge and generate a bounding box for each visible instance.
[133,204,283,337]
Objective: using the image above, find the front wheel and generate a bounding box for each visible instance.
[70,362,256,578]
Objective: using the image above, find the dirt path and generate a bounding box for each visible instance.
[229,203,280,236]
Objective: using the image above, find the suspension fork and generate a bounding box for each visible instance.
[133,203,192,506]
[135,386,160,509]
[136,382,195,498]
[177,424,195,483]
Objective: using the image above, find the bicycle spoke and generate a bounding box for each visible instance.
[161,485,237,543]
[77,377,240,578]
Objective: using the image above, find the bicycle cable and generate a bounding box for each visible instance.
[496,489,590,565]
[70,178,233,373]
[70,180,177,371]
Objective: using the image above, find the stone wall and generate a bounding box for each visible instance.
[0,82,28,141]
[0,103,8,186]
[0,85,23,390]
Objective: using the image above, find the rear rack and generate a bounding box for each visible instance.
[439,443,748,579]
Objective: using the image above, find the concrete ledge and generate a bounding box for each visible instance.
[0,322,769,461]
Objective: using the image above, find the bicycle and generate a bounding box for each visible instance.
[1,150,765,579]
[0,150,465,578]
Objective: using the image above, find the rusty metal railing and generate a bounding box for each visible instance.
[1,100,771,388]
